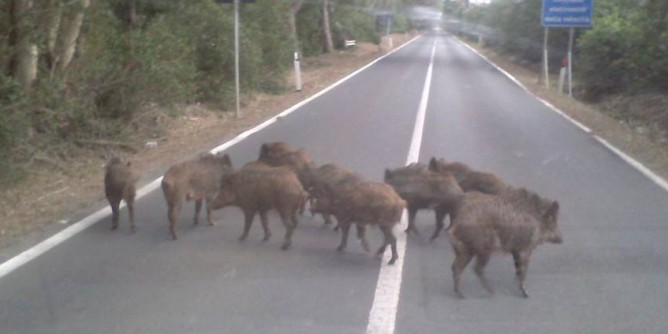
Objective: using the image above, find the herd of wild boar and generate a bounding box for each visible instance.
[104,141,563,298]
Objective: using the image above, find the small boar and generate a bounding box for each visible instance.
[449,187,563,298]
[384,163,464,241]
[161,152,233,240]
[209,166,308,250]
[302,163,362,226]
[428,157,506,195]
[258,141,295,162]
[325,180,406,265]
[105,157,140,233]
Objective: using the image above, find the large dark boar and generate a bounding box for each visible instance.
[209,166,308,250]
[104,157,140,233]
[449,187,563,298]
[161,152,233,240]
[428,157,506,195]
[325,181,406,265]
[257,142,315,184]
[302,163,362,226]
[384,163,464,241]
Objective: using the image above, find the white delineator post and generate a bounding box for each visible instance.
[294,51,302,92]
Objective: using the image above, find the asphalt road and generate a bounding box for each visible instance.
[2,34,668,334]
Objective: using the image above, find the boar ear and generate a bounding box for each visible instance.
[544,201,559,217]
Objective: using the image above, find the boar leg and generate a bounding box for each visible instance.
[126,197,136,234]
[205,198,216,227]
[259,211,271,242]
[379,225,398,265]
[280,213,296,250]
[356,224,370,252]
[405,206,420,235]
[124,187,137,233]
[452,248,473,299]
[193,200,203,225]
[474,251,494,294]
[336,221,352,251]
[168,202,181,240]
[238,209,256,241]
[109,197,121,231]
[513,251,531,298]
[430,208,448,242]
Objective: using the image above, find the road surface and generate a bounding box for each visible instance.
[2,34,668,334]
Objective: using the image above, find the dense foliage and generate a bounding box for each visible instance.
[0,0,397,183]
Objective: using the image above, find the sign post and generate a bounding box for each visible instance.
[216,0,256,118]
[541,0,593,95]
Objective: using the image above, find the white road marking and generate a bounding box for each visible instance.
[0,36,422,280]
[366,42,436,334]
[456,37,668,193]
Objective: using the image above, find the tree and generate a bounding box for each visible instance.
[322,0,334,52]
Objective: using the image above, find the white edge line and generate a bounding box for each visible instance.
[456,39,592,133]
[456,37,668,194]
[0,36,423,280]
[594,136,668,192]
[366,42,436,334]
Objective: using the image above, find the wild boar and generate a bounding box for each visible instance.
[257,142,315,185]
[384,163,464,241]
[428,157,506,195]
[449,187,563,298]
[209,166,308,250]
[161,152,233,240]
[325,180,406,265]
[104,157,140,233]
[258,141,295,162]
[302,163,362,226]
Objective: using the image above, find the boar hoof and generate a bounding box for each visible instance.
[238,234,248,242]
[454,291,465,299]
[262,233,272,242]
[388,256,398,265]
[281,242,291,250]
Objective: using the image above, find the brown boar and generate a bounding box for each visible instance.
[161,152,233,240]
[325,181,406,265]
[257,142,315,184]
[209,166,308,250]
[449,187,563,298]
[384,163,464,241]
[302,163,362,226]
[428,157,506,195]
[104,157,140,233]
[258,141,295,161]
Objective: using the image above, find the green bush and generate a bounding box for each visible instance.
[577,0,667,99]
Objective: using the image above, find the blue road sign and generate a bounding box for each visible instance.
[542,0,593,27]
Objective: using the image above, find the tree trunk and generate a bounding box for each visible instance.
[10,0,37,90]
[289,0,303,51]
[322,0,334,53]
[57,0,90,73]
[38,0,63,74]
